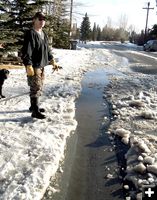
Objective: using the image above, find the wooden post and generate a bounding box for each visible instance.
[143,2,154,41]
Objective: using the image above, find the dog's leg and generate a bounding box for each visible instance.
[0,69,9,99]
[0,85,2,98]
[0,85,5,98]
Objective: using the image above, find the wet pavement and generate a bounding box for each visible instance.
[43,68,124,200]
[65,69,123,200]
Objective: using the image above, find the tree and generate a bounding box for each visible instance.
[101,25,115,41]
[49,0,70,49]
[134,30,145,45]
[117,14,128,43]
[92,22,97,41]
[149,24,157,39]
[0,0,46,52]
[129,31,135,43]
[51,17,70,48]
[118,14,128,30]
[0,0,71,54]
[96,25,101,41]
[106,16,112,28]
[80,13,91,43]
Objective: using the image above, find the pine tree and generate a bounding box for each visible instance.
[48,0,70,49]
[80,13,91,43]
[0,0,71,55]
[51,17,70,48]
[0,0,46,52]
[96,25,101,41]
[92,22,97,41]
[150,24,157,38]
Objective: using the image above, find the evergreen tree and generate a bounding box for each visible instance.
[92,22,97,41]
[129,31,136,43]
[0,0,70,53]
[52,17,70,48]
[0,0,46,52]
[80,13,91,43]
[48,0,70,49]
[149,24,157,39]
[96,25,101,41]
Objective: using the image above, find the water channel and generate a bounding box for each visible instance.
[43,68,124,200]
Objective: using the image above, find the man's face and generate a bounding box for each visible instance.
[34,17,45,29]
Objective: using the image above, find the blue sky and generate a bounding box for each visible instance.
[74,0,157,32]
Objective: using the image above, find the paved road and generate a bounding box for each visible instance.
[102,42,157,75]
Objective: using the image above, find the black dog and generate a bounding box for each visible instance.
[0,69,9,98]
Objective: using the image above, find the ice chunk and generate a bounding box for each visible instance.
[129,100,145,108]
[114,128,131,138]
[140,110,156,119]
[147,164,157,175]
[143,156,155,165]
[133,163,146,174]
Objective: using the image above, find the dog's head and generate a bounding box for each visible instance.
[0,69,10,79]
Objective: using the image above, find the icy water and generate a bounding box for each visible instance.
[43,68,124,200]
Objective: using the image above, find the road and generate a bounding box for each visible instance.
[102,42,157,75]
[43,42,157,200]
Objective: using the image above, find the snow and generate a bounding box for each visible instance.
[1,41,157,199]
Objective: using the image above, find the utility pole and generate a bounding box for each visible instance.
[143,2,154,40]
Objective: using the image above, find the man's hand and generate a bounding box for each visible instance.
[50,59,59,71]
[26,65,34,76]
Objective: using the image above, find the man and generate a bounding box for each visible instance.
[21,12,58,119]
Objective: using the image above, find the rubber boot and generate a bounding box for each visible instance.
[30,97,46,119]
[29,98,45,112]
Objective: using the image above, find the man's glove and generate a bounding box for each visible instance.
[26,65,34,76]
[50,59,59,71]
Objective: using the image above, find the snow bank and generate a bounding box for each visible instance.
[1,41,156,199]
[0,43,121,199]
[106,74,157,199]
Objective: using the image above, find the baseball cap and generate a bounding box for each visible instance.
[33,12,46,20]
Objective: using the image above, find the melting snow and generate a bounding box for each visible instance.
[1,41,157,199]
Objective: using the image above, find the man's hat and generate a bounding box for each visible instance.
[33,12,45,20]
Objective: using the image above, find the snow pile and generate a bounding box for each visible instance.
[1,41,157,199]
[0,48,95,200]
[106,74,157,199]
[1,43,125,199]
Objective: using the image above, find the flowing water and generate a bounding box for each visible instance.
[43,68,124,200]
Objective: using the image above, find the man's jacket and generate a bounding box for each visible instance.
[21,28,53,68]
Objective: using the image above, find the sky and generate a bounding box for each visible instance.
[74,0,157,33]
[1,42,157,199]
